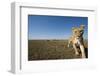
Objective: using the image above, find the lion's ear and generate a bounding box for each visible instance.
[80,25,85,30]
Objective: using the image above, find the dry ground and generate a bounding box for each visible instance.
[28,40,88,61]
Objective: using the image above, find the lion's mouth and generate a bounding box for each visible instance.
[76,35,81,38]
[76,37,80,39]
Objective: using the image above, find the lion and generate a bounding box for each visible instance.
[68,25,86,58]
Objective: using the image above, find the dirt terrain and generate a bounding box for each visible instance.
[28,40,88,61]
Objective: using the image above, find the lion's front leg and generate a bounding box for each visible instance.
[68,40,71,48]
[73,44,79,55]
[80,45,86,58]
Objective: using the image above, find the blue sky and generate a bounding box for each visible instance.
[28,15,88,40]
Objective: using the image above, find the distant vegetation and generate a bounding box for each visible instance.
[28,40,88,61]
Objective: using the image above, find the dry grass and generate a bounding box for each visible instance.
[28,40,88,61]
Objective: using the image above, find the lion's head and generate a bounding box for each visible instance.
[72,25,85,38]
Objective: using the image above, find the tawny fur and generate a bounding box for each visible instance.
[68,25,86,58]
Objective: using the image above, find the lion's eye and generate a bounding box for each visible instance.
[74,31,77,33]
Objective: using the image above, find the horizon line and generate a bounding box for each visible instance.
[28,38,88,40]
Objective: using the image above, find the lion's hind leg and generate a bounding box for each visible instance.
[80,45,86,58]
